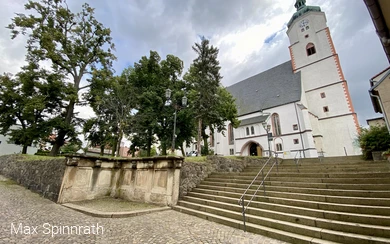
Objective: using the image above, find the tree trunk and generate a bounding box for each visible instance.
[161,141,167,156]
[147,130,152,156]
[111,138,117,157]
[22,145,28,154]
[197,118,202,156]
[203,136,208,155]
[180,145,185,157]
[100,144,105,156]
[116,130,123,157]
[50,100,76,156]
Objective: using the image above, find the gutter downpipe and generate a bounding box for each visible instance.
[370,91,390,134]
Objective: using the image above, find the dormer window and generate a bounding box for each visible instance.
[306,43,316,56]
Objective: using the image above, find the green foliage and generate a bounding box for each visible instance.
[8,0,116,156]
[139,146,157,157]
[61,140,82,154]
[357,126,390,159]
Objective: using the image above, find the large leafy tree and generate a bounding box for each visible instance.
[8,0,116,156]
[185,38,239,155]
[130,51,194,156]
[0,64,64,154]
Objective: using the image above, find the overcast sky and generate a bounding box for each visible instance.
[0,0,388,127]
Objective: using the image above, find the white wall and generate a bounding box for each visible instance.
[0,134,38,155]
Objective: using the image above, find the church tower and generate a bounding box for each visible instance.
[286,0,361,156]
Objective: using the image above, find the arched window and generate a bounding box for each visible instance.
[276,143,283,151]
[228,124,234,145]
[272,113,282,136]
[306,43,316,56]
[246,127,250,136]
[251,126,255,135]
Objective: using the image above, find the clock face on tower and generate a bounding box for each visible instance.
[299,19,309,28]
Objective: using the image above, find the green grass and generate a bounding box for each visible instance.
[184,156,207,162]
[17,154,65,161]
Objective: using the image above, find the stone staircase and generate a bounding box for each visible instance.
[174,156,390,243]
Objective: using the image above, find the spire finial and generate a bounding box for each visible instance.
[294,0,306,11]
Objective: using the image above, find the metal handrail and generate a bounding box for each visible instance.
[294,150,302,172]
[238,152,279,232]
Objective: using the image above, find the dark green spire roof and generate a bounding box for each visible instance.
[287,0,321,28]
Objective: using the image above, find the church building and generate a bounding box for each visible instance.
[210,0,361,158]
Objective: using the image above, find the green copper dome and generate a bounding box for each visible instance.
[287,0,321,28]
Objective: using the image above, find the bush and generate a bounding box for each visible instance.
[357,126,390,159]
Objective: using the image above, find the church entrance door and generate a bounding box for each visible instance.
[249,143,261,156]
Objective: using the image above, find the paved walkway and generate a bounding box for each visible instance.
[0,176,286,244]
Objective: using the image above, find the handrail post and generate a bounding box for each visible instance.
[240,199,246,232]
[262,169,266,196]
[276,155,279,172]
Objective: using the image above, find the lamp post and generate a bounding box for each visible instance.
[165,88,187,154]
[262,121,272,157]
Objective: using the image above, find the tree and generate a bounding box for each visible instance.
[8,0,116,156]
[0,63,64,154]
[357,126,390,159]
[130,51,191,156]
[185,38,239,155]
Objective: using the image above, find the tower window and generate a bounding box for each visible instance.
[228,123,234,145]
[306,26,310,30]
[293,139,299,144]
[305,34,309,38]
[246,127,250,136]
[293,124,298,131]
[323,106,329,112]
[320,92,326,98]
[251,126,255,135]
[301,28,305,32]
[306,43,316,56]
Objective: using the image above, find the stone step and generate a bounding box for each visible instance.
[174,205,328,244]
[207,175,390,184]
[203,178,390,190]
[245,163,390,171]
[178,199,390,238]
[175,203,390,243]
[211,172,390,179]
[192,187,390,206]
[236,167,390,174]
[187,191,390,216]
[198,181,390,198]
[182,194,390,226]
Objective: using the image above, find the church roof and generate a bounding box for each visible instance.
[226,60,301,116]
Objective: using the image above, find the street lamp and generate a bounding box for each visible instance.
[262,121,272,157]
[166,88,187,154]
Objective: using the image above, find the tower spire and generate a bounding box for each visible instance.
[294,0,306,11]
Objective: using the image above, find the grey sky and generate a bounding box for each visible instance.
[0,0,388,127]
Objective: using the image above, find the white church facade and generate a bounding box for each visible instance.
[206,0,361,159]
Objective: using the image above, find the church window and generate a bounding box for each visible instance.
[293,139,299,144]
[228,124,234,145]
[246,127,250,136]
[306,43,316,56]
[272,113,282,136]
[323,106,329,112]
[306,26,310,30]
[320,92,326,98]
[276,143,283,151]
[229,149,234,155]
[251,126,255,135]
[210,133,214,147]
[293,124,298,131]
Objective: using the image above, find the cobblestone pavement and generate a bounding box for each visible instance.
[0,176,287,244]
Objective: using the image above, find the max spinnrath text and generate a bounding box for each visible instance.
[11,223,104,237]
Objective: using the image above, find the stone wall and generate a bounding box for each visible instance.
[179,156,267,198]
[0,155,66,202]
